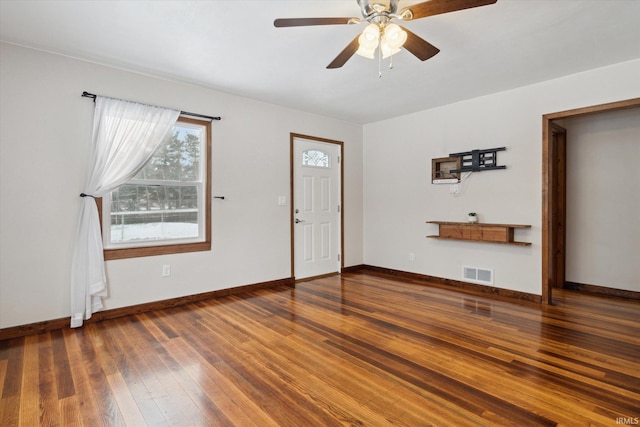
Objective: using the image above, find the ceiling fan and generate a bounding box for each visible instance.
[274,0,497,69]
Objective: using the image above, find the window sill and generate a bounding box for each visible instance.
[104,241,211,260]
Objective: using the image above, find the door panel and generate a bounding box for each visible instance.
[303,223,313,262]
[320,177,330,211]
[303,176,313,212]
[320,222,331,259]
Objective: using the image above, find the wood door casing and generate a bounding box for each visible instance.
[550,123,567,289]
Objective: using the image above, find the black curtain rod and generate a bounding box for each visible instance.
[81,91,221,121]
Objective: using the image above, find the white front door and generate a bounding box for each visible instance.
[292,136,341,280]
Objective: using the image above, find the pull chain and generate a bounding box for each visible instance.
[378,41,382,78]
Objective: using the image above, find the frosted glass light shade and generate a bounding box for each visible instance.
[359,23,380,50]
[356,23,380,58]
[384,23,407,50]
[356,45,376,59]
[380,39,401,59]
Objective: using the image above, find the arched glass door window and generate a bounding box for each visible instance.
[302,149,330,168]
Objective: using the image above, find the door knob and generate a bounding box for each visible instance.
[295,218,305,223]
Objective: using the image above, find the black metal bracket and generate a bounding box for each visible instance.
[449,147,506,173]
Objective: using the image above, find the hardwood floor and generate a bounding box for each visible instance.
[1,272,639,426]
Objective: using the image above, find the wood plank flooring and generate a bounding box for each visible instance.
[1,272,639,426]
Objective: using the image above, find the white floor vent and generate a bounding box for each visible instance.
[463,266,494,285]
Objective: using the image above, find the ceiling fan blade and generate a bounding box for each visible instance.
[401,27,440,61]
[327,35,361,69]
[400,0,497,20]
[274,17,360,27]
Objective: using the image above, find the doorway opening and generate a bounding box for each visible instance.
[541,97,640,304]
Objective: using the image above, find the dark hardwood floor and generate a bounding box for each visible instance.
[1,272,639,426]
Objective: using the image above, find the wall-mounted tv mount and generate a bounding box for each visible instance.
[448,147,506,173]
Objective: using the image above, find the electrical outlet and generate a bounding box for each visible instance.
[162,264,171,277]
[409,253,415,262]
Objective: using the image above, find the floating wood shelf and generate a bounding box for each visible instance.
[427,221,532,246]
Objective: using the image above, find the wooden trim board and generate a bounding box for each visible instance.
[564,282,640,300]
[0,277,294,340]
[347,265,541,305]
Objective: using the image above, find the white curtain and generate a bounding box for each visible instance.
[71,96,180,328]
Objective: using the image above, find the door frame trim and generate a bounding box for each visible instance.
[549,122,567,294]
[290,133,344,281]
[541,97,640,304]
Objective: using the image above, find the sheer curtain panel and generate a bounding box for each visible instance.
[71,96,179,328]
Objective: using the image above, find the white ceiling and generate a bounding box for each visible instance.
[2,0,640,124]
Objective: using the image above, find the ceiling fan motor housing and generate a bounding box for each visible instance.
[358,0,399,18]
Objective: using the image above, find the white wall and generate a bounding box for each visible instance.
[0,43,363,328]
[564,108,640,291]
[363,59,640,296]
[2,42,638,329]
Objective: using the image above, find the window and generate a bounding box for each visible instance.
[302,149,330,168]
[102,116,211,260]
